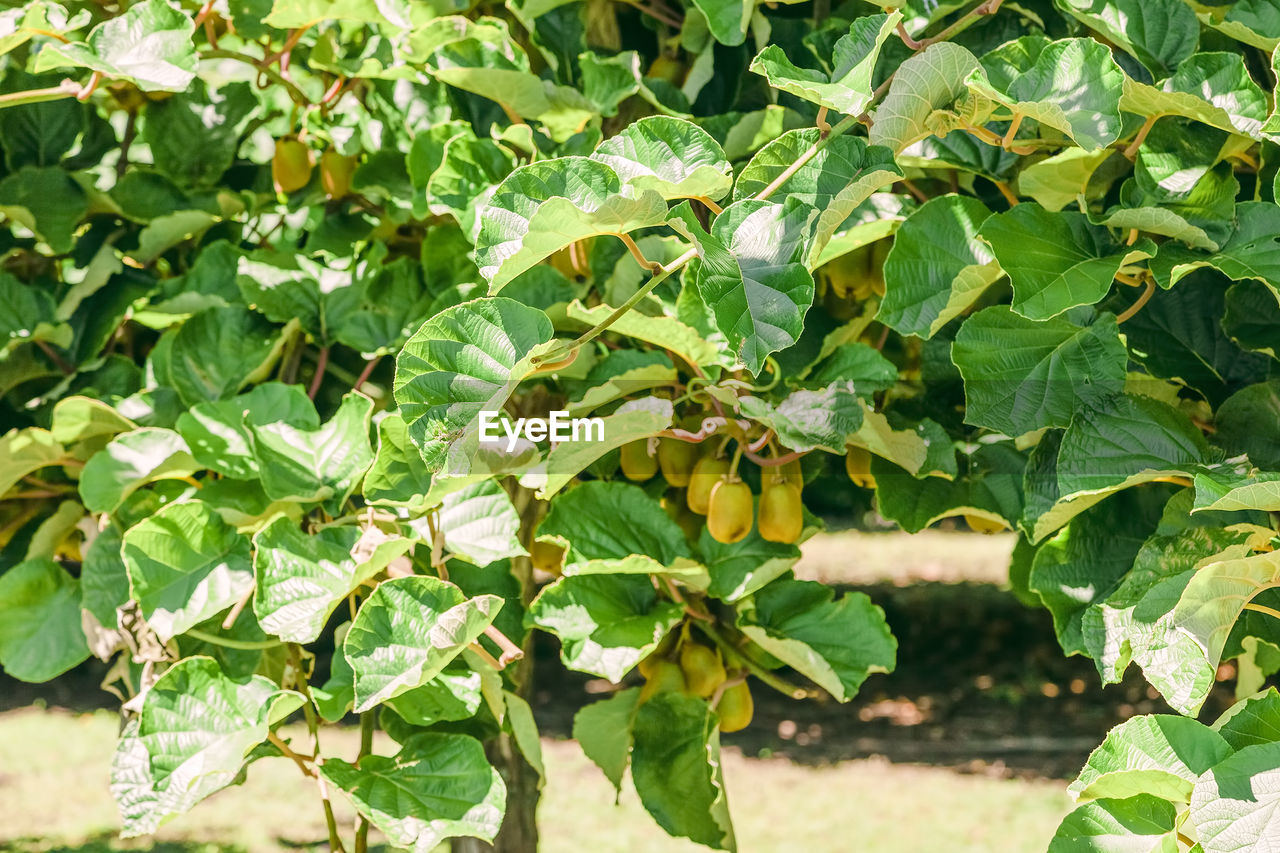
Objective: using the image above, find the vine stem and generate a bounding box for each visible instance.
[201,49,311,105]
[308,346,329,399]
[353,711,375,853]
[184,628,284,649]
[352,356,380,393]
[1123,113,1161,160]
[1115,278,1155,324]
[752,114,862,201]
[532,247,698,364]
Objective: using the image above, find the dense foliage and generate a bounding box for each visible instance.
[4,0,1280,850]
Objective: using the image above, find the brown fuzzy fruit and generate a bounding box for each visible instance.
[638,659,687,703]
[717,681,754,732]
[680,642,726,698]
[658,438,699,486]
[758,481,804,544]
[320,150,358,199]
[620,440,658,481]
[845,446,876,489]
[687,456,730,515]
[272,138,312,193]
[707,479,753,544]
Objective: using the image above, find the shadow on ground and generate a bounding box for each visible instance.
[1,579,1240,782]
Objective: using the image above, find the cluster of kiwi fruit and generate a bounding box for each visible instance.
[271,136,359,198]
[638,627,753,732]
[619,436,805,546]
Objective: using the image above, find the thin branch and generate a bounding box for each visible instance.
[201,49,310,105]
[895,20,923,50]
[468,642,504,671]
[221,584,255,630]
[753,114,861,200]
[743,448,807,467]
[1123,113,1161,160]
[353,712,375,853]
[532,247,698,365]
[267,731,316,778]
[352,356,380,393]
[308,346,329,399]
[185,628,285,650]
[483,624,526,667]
[617,231,661,272]
[1116,278,1155,324]
[694,195,724,215]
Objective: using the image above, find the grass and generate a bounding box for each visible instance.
[0,707,1071,853]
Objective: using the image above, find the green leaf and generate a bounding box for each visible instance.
[1083,524,1253,715]
[35,0,196,91]
[1017,149,1117,213]
[1068,715,1232,803]
[236,252,364,346]
[872,442,1025,533]
[737,578,895,702]
[385,664,484,726]
[115,657,303,836]
[252,517,411,644]
[631,692,735,849]
[689,0,751,46]
[749,13,900,117]
[50,396,135,445]
[431,479,526,565]
[81,525,129,630]
[1120,53,1269,139]
[969,37,1125,149]
[953,308,1127,436]
[0,558,88,682]
[978,204,1154,320]
[877,194,1000,339]
[78,427,198,513]
[175,382,317,481]
[1055,0,1198,77]
[1029,487,1170,654]
[141,80,257,187]
[344,575,502,711]
[732,132,901,267]
[684,198,817,374]
[526,573,684,681]
[573,686,641,792]
[164,307,282,406]
[1048,794,1178,853]
[1190,742,1280,853]
[590,116,732,202]
[1152,203,1280,290]
[1171,549,1280,698]
[251,392,374,509]
[1057,396,1210,499]
[0,427,65,497]
[738,382,863,453]
[120,500,255,643]
[475,157,668,291]
[362,412,434,509]
[869,42,984,154]
[699,526,800,602]
[427,133,516,235]
[319,733,505,850]
[0,165,88,253]
[0,271,71,354]
[394,297,554,469]
[539,481,692,567]
[1216,688,1280,750]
